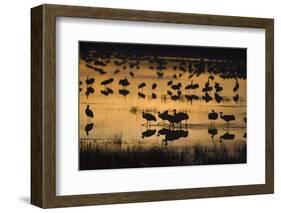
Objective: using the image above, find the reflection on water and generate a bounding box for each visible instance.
[79,42,247,170]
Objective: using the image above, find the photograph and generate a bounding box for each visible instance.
[78,41,247,170]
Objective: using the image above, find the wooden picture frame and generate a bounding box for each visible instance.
[31,4,274,208]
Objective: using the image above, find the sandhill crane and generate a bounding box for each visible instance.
[205,75,214,88]
[208,128,218,139]
[202,86,213,93]
[100,89,110,96]
[171,95,180,101]
[141,129,156,138]
[156,71,164,79]
[173,109,189,126]
[162,129,188,145]
[85,123,94,135]
[208,110,218,127]
[158,110,169,125]
[119,89,130,97]
[142,112,156,126]
[214,82,223,92]
[167,80,173,86]
[202,92,212,103]
[114,69,120,75]
[138,92,146,99]
[129,71,134,78]
[220,112,235,128]
[220,132,235,143]
[152,83,157,90]
[119,78,130,89]
[93,67,107,75]
[101,78,114,87]
[171,83,182,90]
[138,82,146,92]
[85,105,94,122]
[233,78,239,92]
[167,90,173,96]
[185,80,193,91]
[86,76,95,86]
[79,80,82,92]
[85,64,94,69]
[214,93,223,103]
[157,128,170,136]
[106,87,113,94]
[191,82,199,92]
[85,86,94,99]
[233,94,239,103]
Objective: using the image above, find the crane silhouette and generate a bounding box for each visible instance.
[158,110,169,125]
[208,127,218,139]
[85,105,94,122]
[214,82,223,92]
[101,78,114,87]
[156,71,164,79]
[233,94,239,103]
[142,112,156,126]
[85,123,94,135]
[220,112,235,128]
[129,71,134,78]
[220,132,235,143]
[152,93,157,99]
[85,86,94,99]
[141,129,156,138]
[208,110,218,127]
[138,82,146,92]
[173,109,189,126]
[167,80,173,86]
[119,78,130,89]
[233,78,239,92]
[86,76,95,86]
[171,83,182,90]
[214,93,223,103]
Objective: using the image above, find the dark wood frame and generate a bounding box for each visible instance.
[31,4,274,208]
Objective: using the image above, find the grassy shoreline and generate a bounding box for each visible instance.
[79,141,246,170]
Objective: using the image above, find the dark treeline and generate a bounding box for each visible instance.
[80,41,246,79]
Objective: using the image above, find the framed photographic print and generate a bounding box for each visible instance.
[31,4,274,208]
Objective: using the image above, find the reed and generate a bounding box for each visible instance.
[79,138,246,170]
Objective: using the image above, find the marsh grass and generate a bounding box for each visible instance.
[79,138,246,170]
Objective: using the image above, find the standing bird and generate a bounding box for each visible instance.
[85,105,94,118]
[100,78,114,87]
[85,123,94,135]
[158,110,169,125]
[156,71,164,79]
[85,86,94,98]
[119,78,130,89]
[214,93,223,103]
[233,94,239,103]
[129,71,135,78]
[142,112,156,126]
[191,82,199,93]
[173,109,189,126]
[86,76,95,86]
[138,82,146,92]
[167,80,173,86]
[208,110,218,127]
[233,78,239,92]
[220,112,235,128]
[214,82,223,92]
[114,69,120,75]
